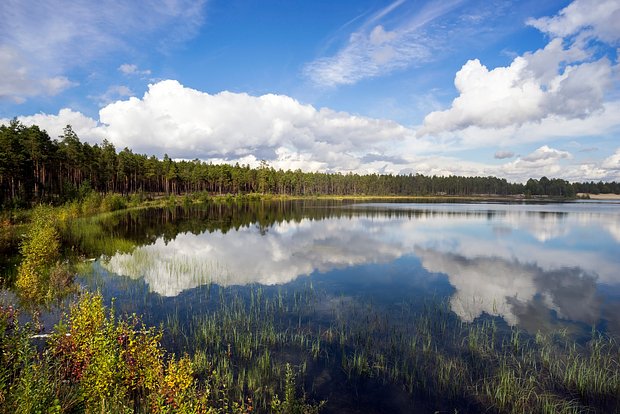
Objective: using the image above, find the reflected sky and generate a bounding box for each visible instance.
[100,201,620,330]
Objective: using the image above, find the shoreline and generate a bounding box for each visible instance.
[577,193,620,200]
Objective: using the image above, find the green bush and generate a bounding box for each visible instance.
[129,192,146,207]
[81,191,102,215]
[49,293,201,412]
[196,191,211,204]
[0,305,59,413]
[15,205,61,301]
[165,195,177,208]
[271,364,325,414]
[101,194,127,212]
[0,292,265,413]
[14,205,75,303]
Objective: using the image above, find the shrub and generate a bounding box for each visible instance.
[196,191,211,204]
[0,305,58,413]
[129,192,146,207]
[81,191,102,215]
[2,292,254,413]
[101,194,127,212]
[50,293,178,412]
[165,195,177,208]
[15,205,60,301]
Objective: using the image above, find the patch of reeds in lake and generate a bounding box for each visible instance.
[163,283,620,413]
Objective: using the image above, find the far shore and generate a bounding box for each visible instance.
[578,193,620,200]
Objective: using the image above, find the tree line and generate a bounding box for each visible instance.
[1,119,617,207]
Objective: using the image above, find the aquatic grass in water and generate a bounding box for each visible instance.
[159,284,620,413]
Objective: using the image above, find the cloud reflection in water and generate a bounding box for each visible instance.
[101,203,620,329]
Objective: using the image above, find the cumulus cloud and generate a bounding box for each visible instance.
[92,85,135,107]
[602,148,620,170]
[521,145,571,162]
[304,0,463,87]
[5,108,105,142]
[418,0,619,137]
[0,0,205,102]
[95,80,412,171]
[497,146,573,181]
[418,52,613,135]
[416,99,620,168]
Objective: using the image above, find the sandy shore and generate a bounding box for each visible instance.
[578,193,620,200]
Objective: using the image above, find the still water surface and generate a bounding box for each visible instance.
[88,200,620,335]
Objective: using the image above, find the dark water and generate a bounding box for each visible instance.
[74,200,620,412]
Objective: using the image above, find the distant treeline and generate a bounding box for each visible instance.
[1,120,618,207]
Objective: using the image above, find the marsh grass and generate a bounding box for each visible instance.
[162,284,619,413]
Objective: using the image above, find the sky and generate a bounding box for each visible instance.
[1,0,619,183]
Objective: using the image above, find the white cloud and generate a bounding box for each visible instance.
[96,80,412,170]
[0,0,205,102]
[418,53,613,135]
[419,100,620,153]
[527,0,620,43]
[304,0,463,87]
[418,0,619,138]
[92,85,135,107]
[500,146,573,181]
[4,108,105,142]
[602,148,620,170]
[0,45,77,102]
[522,145,571,162]
[118,63,152,76]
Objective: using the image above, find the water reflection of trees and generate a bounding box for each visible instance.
[80,201,530,256]
[77,202,606,257]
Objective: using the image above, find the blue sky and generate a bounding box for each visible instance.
[1,0,619,182]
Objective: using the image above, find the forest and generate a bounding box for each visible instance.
[1,119,618,208]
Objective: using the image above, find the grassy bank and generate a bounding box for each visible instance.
[0,189,577,224]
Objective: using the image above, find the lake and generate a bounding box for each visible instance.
[74,199,620,413]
